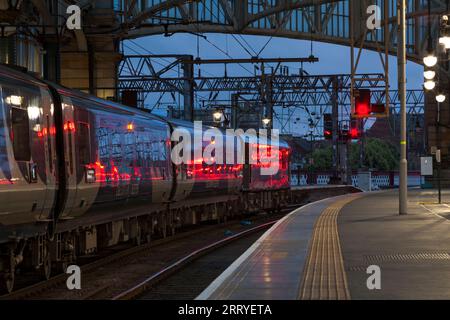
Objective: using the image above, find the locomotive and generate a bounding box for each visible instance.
[0,64,290,293]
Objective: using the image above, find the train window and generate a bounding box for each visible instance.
[124,130,134,167]
[11,107,31,161]
[47,115,53,172]
[77,122,91,165]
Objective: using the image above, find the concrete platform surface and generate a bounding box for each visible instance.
[197,189,450,300]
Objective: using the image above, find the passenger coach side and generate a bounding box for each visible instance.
[0,69,57,231]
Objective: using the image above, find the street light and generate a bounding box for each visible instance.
[436,93,446,103]
[440,15,450,49]
[399,0,408,215]
[262,117,271,126]
[424,70,436,80]
[424,80,436,90]
[423,53,438,67]
[439,35,450,49]
[213,110,222,122]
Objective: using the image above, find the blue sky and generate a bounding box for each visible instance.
[125,33,423,88]
[124,33,423,136]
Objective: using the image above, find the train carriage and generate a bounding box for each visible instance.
[0,64,291,293]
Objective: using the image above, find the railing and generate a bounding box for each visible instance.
[290,170,423,189]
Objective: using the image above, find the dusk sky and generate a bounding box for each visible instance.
[124,33,423,136]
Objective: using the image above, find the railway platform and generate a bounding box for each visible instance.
[197,189,450,300]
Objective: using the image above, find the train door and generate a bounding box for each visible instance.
[37,87,57,221]
[170,124,196,201]
[111,117,130,201]
[68,101,101,217]
[242,140,252,191]
[227,132,243,194]
[0,82,33,224]
[0,78,53,224]
[59,95,78,217]
[150,121,172,203]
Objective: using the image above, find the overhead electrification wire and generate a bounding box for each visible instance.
[230,33,257,57]
[127,39,217,78]
[124,42,210,102]
[197,0,254,75]
[124,43,179,76]
[200,36,254,75]
[256,8,295,57]
[238,34,258,56]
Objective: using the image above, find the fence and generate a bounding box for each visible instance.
[290,170,423,189]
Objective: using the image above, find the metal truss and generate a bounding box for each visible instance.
[118,54,423,106]
[118,0,448,62]
[119,72,388,93]
[225,89,425,109]
[199,89,424,132]
[119,54,387,92]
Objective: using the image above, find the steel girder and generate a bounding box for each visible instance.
[118,0,447,62]
[117,54,424,112]
[119,53,387,92]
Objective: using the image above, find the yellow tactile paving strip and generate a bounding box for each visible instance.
[299,195,360,300]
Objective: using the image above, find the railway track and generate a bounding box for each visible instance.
[113,220,276,300]
[0,211,288,300]
[0,187,358,300]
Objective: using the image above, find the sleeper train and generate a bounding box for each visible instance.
[0,64,290,293]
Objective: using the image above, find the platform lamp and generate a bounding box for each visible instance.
[262,117,271,128]
[423,0,438,96]
[435,2,450,109]
[423,69,436,81]
[436,92,446,103]
[423,69,436,91]
[213,109,223,123]
[439,0,450,50]
[439,16,450,49]
[423,0,437,68]
[424,79,436,91]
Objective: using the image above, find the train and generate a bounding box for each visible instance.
[0,64,291,293]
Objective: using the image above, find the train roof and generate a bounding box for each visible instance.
[0,63,49,88]
[0,64,288,149]
[0,64,165,122]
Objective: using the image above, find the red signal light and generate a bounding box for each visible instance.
[323,114,333,140]
[354,89,371,118]
[350,128,359,139]
[349,119,361,139]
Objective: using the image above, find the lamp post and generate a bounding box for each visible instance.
[436,97,442,204]
[399,0,408,215]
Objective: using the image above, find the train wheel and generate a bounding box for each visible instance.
[57,260,69,274]
[41,251,52,280]
[134,226,142,246]
[0,272,14,294]
[47,220,56,242]
[0,253,15,294]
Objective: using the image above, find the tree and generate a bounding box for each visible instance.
[306,138,399,172]
[350,138,399,171]
[306,146,333,171]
